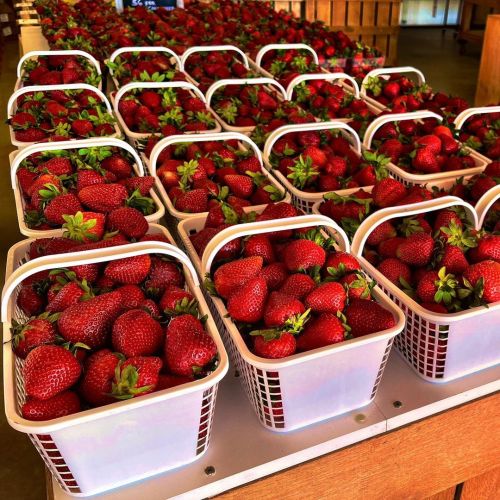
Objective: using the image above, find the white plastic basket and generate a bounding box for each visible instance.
[196,214,404,431]
[15,50,102,92]
[111,81,222,147]
[106,47,184,89]
[9,137,165,238]
[454,105,500,163]
[360,66,427,112]
[2,241,229,496]
[147,131,290,232]
[7,84,121,148]
[262,121,363,213]
[205,77,288,134]
[363,110,489,185]
[350,196,500,383]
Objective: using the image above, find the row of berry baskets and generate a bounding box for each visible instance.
[4,54,500,499]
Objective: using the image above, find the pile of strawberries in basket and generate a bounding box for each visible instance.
[14,251,219,421]
[17,146,157,231]
[206,223,396,358]
[458,110,500,160]
[364,207,500,313]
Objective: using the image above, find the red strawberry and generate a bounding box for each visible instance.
[252,332,296,359]
[475,235,500,262]
[112,309,163,357]
[279,273,316,299]
[263,291,305,328]
[71,119,94,136]
[22,391,80,421]
[213,256,263,299]
[145,257,184,294]
[159,287,195,315]
[224,175,254,199]
[38,157,72,176]
[58,291,123,349]
[104,255,151,285]
[412,148,440,173]
[463,260,500,303]
[439,245,469,274]
[76,170,105,191]
[156,374,192,391]
[107,207,148,239]
[44,193,83,225]
[345,299,396,337]
[24,345,81,400]
[283,239,326,272]
[305,282,346,314]
[15,128,47,142]
[62,211,105,242]
[302,146,327,168]
[11,316,57,359]
[340,272,373,300]
[261,263,289,290]
[17,285,46,317]
[371,178,407,208]
[366,221,397,246]
[243,235,275,263]
[415,135,441,154]
[125,176,155,196]
[46,281,88,313]
[297,313,348,351]
[78,184,128,212]
[165,315,217,376]
[175,189,208,213]
[378,258,412,286]
[323,251,361,279]
[116,285,146,310]
[101,154,132,179]
[111,356,163,399]
[397,233,435,266]
[227,277,268,323]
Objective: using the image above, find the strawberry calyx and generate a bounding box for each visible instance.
[177,159,200,184]
[62,211,99,241]
[250,308,311,340]
[433,267,459,305]
[342,272,374,299]
[110,360,151,400]
[60,340,91,356]
[438,220,477,250]
[399,277,416,298]
[164,297,200,317]
[364,76,382,97]
[287,155,318,188]
[24,210,47,228]
[336,311,353,338]
[10,311,60,347]
[398,216,426,237]
[126,189,155,215]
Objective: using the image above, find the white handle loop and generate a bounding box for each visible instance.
[351,196,478,257]
[453,105,500,130]
[17,50,102,78]
[180,45,249,72]
[10,137,145,189]
[360,66,426,97]
[114,81,206,114]
[108,46,182,70]
[201,214,350,275]
[205,77,287,108]
[475,184,500,229]
[363,110,443,149]
[263,121,361,163]
[255,43,319,68]
[286,72,360,100]
[148,131,263,176]
[1,242,199,321]
[7,83,112,118]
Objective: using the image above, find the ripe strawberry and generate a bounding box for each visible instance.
[145,257,184,294]
[62,211,105,242]
[78,184,128,212]
[297,313,348,351]
[378,258,412,286]
[17,285,46,317]
[104,255,151,285]
[125,176,155,196]
[24,345,81,400]
[283,239,326,271]
[213,256,263,299]
[433,209,463,234]
[175,189,208,213]
[302,146,327,168]
[439,245,469,274]
[43,193,83,225]
[11,111,36,128]
[366,221,396,246]
[156,374,192,391]
[440,135,459,155]
[305,282,346,314]
[38,157,72,176]
[371,178,407,208]
[252,331,296,359]
[79,349,122,407]
[475,235,500,262]
[17,168,37,195]
[11,316,57,359]
[236,156,261,174]
[415,135,442,154]
[261,263,289,290]
[46,281,88,313]
[107,207,148,239]
[417,268,458,305]
[15,128,47,142]
[463,260,500,303]
[397,233,435,266]
[115,285,145,311]
[345,299,396,337]
[112,356,163,399]
[227,277,268,323]
[279,273,316,299]
[224,175,254,199]
[243,235,275,263]
[101,154,132,179]
[58,291,123,349]
[470,175,496,201]
[76,170,105,191]
[263,291,305,328]
[412,148,440,173]
[340,272,373,300]
[22,391,81,421]
[165,315,217,376]
[159,287,195,315]
[323,251,361,279]
[112,309,163,357]
[71,119,93,136]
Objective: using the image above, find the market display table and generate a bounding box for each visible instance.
[47,352,499,499]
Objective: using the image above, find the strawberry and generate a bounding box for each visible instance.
[63,211,105,242]
[227,277,268,323]
[156,374,192,391]
[252,331,296,359]
[283,239,326,272]
[43,193,83,225]
[415,135,442,154]
[243,235,275,263]
[101,154,132,179]
[175,189,208,213]
[22,391,81,421]
[159,287,196,315]
[475,235,500,262]
[213,256,263,299]
[438,245,469,274]
[411,148,440,173]
[104,255,151,285]
[417,268,458,306]
[165,315,217,376]
[11,315,57,359]
[125,176,155,196]
[15,128,47,142]
[371,178,407,208]
[340,272,373,300]
[462,260,500,303]
[76,170,105,191]
[297,313,349,351]
[46,281,89,313]
[366,221,397,246]
[58,291,123,349]
[279,273,316,300]
[112,309,163,357]
[378,258,412,286]
[111,356,163,399]
[107,207,148,239]
[224,175,254,199]
[116,285,146,310]
[396,233,435,266]
[38,157,72,176]
[145,257,184,294]
[433,209,463,234]
[302,146,327,168]
[305,282,346,314]
[17,168,37,195]
[261,263,289,290]
[24,345,81,400]
[263,291,306,328]
[345,299,396,337]
[323,251,361,279]
[71,119,93,136]
[10,112,36,128]
[78,184,128,212]
[17,285,46,317]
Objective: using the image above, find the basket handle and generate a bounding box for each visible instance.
[201,214,350,275]
[1,242,199,321]
[10,137,145,189]
[285,72,360,100]
[263,121,361,163]
[17,50,102,78]
[108,46,182,70]
[360,66,426,97]
[148,131,263,176]
[453,105,500,130]
[475,184,500,229]
[114,81,207,113]
[350,196,479,258]
[254,43,319,68]
[205,77,287,108]
[7,83,113,118]
[180,45,249,72]
[363,110,443,149]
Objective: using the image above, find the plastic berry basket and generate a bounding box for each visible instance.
[15,50,103,92]
[106,46,185,90]
[111,81,222,149]
[363,110,489,186]
[262,121,364,213]
[350,195,500,383]
[9,137,165,238]
[196,214,404,431]
[205,77,288,134]
[7,84,121,149]
[2,240,229,497]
